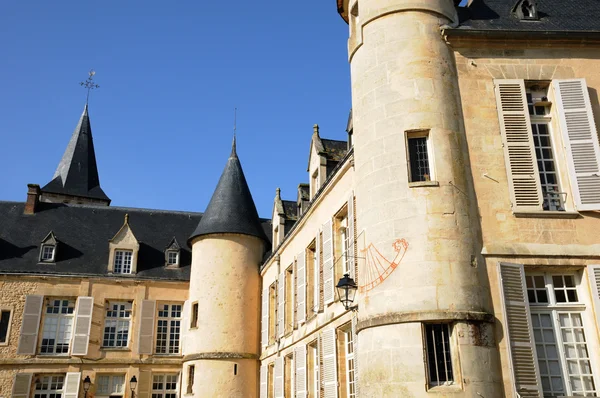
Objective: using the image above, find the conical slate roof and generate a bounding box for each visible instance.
[41,105,110,202]
[188,137,267,244]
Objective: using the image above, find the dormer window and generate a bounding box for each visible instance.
[114,250,133,274]
[164,237,181,268]
[39,231,58,263]
[513,0,538,20]
[108,214,140,275]
[166,250,179,266]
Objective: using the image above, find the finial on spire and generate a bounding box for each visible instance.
[80,69,100,105]
[276,187,281,198]
[231,108,238,157]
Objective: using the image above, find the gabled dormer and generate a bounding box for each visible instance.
[108,214,139,275]
[308,124,327,200]
[272,188,285,251]
[39,231,58,263]
[165,237,181,268]
[512,0,538,20]
[297,183,309,217]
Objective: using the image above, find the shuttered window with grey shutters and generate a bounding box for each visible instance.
[295,344,307,398]
[71,297,93,355]
[588,265,600,331]
[498,262,542,398]
[63,372,81,398]
[322,328,338,398]
[11,373,32,398]
[274,357,284,398]
[138,300,156,354]
[494,80,543,211]
[137,370,151,398]
[277,273,285,338]
[17,295,43,355]
[261,288,269,347]
[297,250,307,324]
[553,79,600,210]
[322,219,334,304]
[260,364,268,398]
[315,232,321,312]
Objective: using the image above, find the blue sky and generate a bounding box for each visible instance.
[0,1,351,218]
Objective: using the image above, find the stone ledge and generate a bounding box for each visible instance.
[482,242,600,258]
[0,357,183,365]
[513,211,580,219]
[183,352,258,361]
[356,310,494,333]
[408,181,440,188]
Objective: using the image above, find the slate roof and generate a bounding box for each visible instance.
[189,137,269,245]
[298,184,309,201]
[456,0,600,32]
[321,138,348,162]
[41,105,110,202]
[282,200,298,221]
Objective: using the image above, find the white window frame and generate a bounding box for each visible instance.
[102,301,132,348]
[33,374,65,398]
[342,326,356,398]
[526,271,600,396]
[113,250,133,274]
[39,299,75,355]
[40,245,56,262]
[166,250,179,266]
[155,303,182,355]
[96,374,125,397]
[152,374,178,398]
[308,340,320,398]
[0,308,13,345]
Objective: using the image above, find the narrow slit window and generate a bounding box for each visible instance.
[407,132,432,182]
[187,365,195,394]
[191,302,199,328]
[424,323,454,386]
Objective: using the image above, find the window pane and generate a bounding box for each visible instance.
[408,136,431,182]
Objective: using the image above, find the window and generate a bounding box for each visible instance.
[114,250,133,274]
[307,241,317,317]
[284,264,294,334]
[526,272,598,396]
[0,309,12,344]
[268,362,275,398]
[155,303,182,354]
[40,299,75,355]
[268,283,277,345]
[337,325,356,398]
[103,301,132,348]
[406,130,433,183]
[33,375,65,398]
[307,341,320,398]
[190,302,198,329]
[424,323,454,387]
[284,354,294,398]
[152,374,178,398]
[166,251,179,266]
[186,365,195,394]
[96,374,125,396]
[40,245,56,262]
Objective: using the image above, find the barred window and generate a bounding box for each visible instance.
[114,250,133,274]
[156,303,182,354]
[407,131,433,183]
[152,374,178,398]
[103,301,132,347]
[424,323,454,386]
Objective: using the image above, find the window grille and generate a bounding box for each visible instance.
[408,136,431,182]
[155,303,182,354]
[103,302,132,347]
[114,250,133,274]
[424,323,454,386]
[40,299,75,354]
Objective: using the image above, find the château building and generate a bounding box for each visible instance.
[2,0,600,397]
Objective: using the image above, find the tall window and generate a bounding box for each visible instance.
[0,309,12,344]
[268,362,275,398]
[152,374,178,398]
[424,323,454,387]
[407,131,432,183]
[96,375,125,396]
[40,299,75,354]
[190,303,198,328]
[335,208,350,285]
[307,242,317,317]
[285,265,294,334]
[114,250,133,274]
[268,283,277,345]
[308,341,320,398]
[156,303,182,354]
[342,327,356,398]
[284,354,294,398]
[33,375,65,398]
[526,84,564,211]
[526,272,597,396]
[103,301,132,347]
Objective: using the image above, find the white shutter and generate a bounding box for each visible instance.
[11,373,32,398]
[63,372,81,398]
[322,219,334,304]
[494,79,543,211]
[295,344,307,398]
[498,262,542,398]
[71,297,93,355]
[260,364,268,398]
[588,265,600,330]
[553,78,600,210]
[347,192,356,280]
[278,271,285,338]
[261,288,269,347]
[138,300,156,354]
[181,300,189,355]
[315,232,321,312]
[322,328,338,398]
[352,313,360,397]
[137,370,151,398]
[297,250,307,324]
[17,295,43,355]
[274,357,284,398]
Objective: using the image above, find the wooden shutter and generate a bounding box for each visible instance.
[297,250,307,324]
[63,372,81,398]
[260,364,268,398]
[71,297,93,355]
[322,328,338,398]
[11,373,32,398]
[274,357,284,398]
[17,295,43,355]
[588,265,600,330]
[138,300,156,354]
[322,219,334,304]
[494,80,543,211]
[553,79,600,210]
[347,192,356,280]
[261,288,269,347]
[295,344,307,398]
[498,262,542,398]
[315,232,321,312]
[137,370,151,398]
[277,271,285,338]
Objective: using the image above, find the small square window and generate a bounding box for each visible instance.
[167,251,179,266]
[526,275,549,304]
[407,131,433,183]
[553,275,578,303]
[41,245,55,262]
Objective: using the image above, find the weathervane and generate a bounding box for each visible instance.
[233,107,237,138]
[80,70,100,105]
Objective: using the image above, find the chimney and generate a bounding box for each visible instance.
[24,184,40,215]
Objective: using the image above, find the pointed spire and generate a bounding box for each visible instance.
[40,105,110,204]
[231,133,237,158]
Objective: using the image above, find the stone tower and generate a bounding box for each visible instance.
[183,138,267,397]
[339,0,503,395]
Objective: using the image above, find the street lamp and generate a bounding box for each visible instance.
[83,376,91,398]
[130,376,137,398]
[336,273,358,311]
